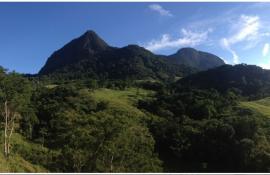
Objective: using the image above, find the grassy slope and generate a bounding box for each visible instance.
[0,133,48,173]
[0,152,45,173]
[240,97,270,117]
[91,87,154,115]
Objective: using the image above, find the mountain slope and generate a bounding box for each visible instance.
[178,64,270,97]
[39,30,111,75]
[168,48,225,70]
[38,31,195,80]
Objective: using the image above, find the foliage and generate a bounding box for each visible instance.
[0,67,33,157]
[138,85,270,172]
[2,62,270,173]
[31,84,162,172]
[0,132,48,172]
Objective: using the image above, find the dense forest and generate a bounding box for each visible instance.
[1,31,270,172]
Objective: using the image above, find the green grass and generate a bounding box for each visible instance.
[92,87,153,104]
[0,133,48,173]
[91,87,154,116]
[0,152,46,173]
[45,84,58,89]
[240,97,270,117]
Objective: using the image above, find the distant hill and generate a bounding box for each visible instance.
[168,47,225,70]
[178,64,270,98]
[39,30,195,80]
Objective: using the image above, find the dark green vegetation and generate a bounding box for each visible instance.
[1,31,270,172]
[138,87,270,172]
[179,64,270,99]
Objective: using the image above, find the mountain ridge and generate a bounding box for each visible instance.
[38,30,225,79]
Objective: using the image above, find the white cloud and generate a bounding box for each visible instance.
[220,56,229,64]
[221,38,239,64]
[145,28,211,52]
[262,43,269,57]
[149,4,173,17]
[220,15,261,64]
[227,15,260,44]
[260,32,270,37]
[259,62,270,69]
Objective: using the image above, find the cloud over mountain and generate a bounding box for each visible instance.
[262,43,269,57]
[145,28,211,52]
[220,15,260,64]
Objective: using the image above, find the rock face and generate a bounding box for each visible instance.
[168,47,225,70]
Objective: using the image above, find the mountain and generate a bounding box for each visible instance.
[178,64,270,98]
[168,47,225,70]
[39,30,195,80]
[39,30,111,75]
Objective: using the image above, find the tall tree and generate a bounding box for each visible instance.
[0,69,32,157]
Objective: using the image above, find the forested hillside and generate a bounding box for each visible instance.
[1,31,270,172]
[1,63,270,172]
[178,64,270,99]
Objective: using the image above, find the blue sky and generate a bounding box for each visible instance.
[1,2,270,73]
